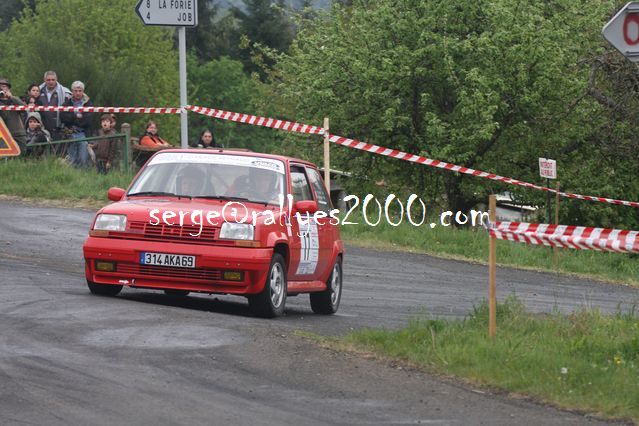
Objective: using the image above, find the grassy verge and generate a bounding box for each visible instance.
[340,212,639,286]
[317,297,638,422]
[0,157,133,208]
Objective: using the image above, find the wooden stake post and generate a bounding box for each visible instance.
[488,195,497,339]
[323,117,330,193]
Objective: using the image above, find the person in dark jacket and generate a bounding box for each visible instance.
[0,78,27,154]
[91,114,120,174]
[24,111,51,156]
[61,81,93,168]
[189,128,219,148]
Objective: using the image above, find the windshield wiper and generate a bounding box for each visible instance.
[193,195,268,206]
[128,191,192,199]
[128,191,177,197]
[193,195,251,202]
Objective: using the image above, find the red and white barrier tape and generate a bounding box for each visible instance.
[489,221,639,253]
[3,102,637,208]
[327,134,639,208]
[186,105,325,135]
[0,105,181,114]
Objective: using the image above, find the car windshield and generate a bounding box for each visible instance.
[127,152,286,205]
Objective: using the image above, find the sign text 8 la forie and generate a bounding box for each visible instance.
[603,2,639,62]
[135,0,198,27]
[538,158,557,180]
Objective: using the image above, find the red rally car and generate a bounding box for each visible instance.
[83,149,344,318]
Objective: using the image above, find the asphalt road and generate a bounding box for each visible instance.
[0,200,635,425]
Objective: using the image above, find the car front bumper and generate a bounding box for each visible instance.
[83,236,273,295]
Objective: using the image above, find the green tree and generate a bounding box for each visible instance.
[0,0,35,31]
[271,0,632,225]
[233,0,295,74]
[188,55,284,151]
[183,0,242,62]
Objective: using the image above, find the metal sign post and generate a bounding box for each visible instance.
[135,0,198,148]
[178,27,188,148]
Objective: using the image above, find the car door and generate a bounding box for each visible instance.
[288,165,322,281]
[305,166,336,277]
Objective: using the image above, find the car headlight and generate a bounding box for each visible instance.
[220,222,254,240]
[93,214,127,232]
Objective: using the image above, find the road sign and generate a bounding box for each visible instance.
[602,2,639,61]
[135,0,198,27]
[0,118,21,157]
[538,158,557,180]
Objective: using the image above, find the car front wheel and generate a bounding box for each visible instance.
[87,280,122,296]
[248,253,287,318]
[310,257,342,315]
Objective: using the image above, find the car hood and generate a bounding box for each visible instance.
[99,197,287,226]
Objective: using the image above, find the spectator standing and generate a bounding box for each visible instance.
[0,78,27,153]
[108,114,121,169]
[139,121,171,148]
[189,128,219,148]
[38,70,71,146]
[24,111,51,156]
[91,114,120,174]
[22,84,43,108]
[61,81,93,168]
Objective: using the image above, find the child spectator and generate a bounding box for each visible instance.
[24,111,51,156]
[91,114,119,174]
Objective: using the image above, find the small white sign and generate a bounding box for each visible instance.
[602,2,639,62]
[538,158,557,179]
[135,0,198,27]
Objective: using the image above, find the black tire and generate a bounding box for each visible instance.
[87,280,122,296]
[248,253,287,318]
[164,289,190,297]
[310,257,342,315]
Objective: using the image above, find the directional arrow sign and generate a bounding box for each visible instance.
[135,0,198,27]
[603,2,639,61]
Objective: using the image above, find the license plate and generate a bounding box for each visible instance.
[140,252,196,268]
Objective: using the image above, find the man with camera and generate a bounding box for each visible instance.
[0,78,27,154]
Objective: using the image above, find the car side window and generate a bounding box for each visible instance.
[290,166,314,202]
[306,168,331,212]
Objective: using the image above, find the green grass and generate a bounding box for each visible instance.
[340,211,639,286]
[0,157,133,204]
[334,297,639,421]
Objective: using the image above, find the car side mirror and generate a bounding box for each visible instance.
[107,187,126,202]
[294,200,318,215]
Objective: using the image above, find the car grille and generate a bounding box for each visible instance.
[121,221,219,245]
[117,263,223,281]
